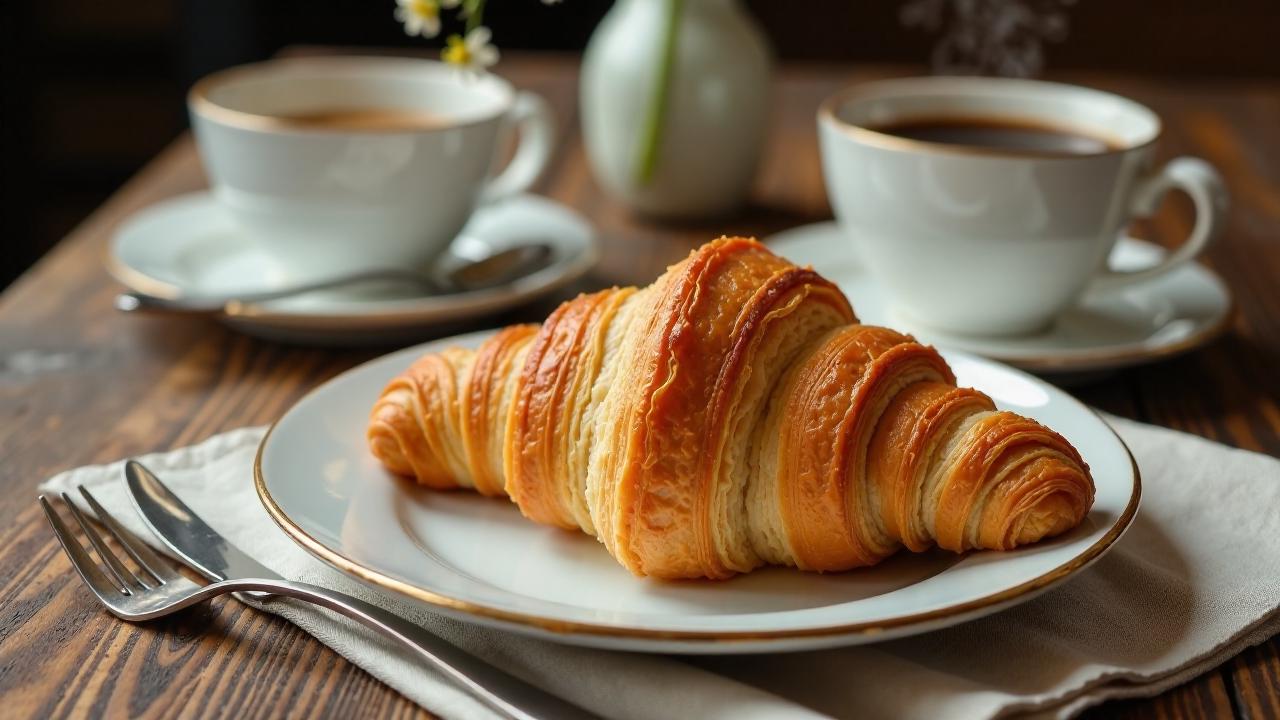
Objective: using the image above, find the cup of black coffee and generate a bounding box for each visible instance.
[818,77,1228,336]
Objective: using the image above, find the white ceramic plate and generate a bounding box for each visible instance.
[768,221,1233,373]
[109,192,598,345]
[255,329,1139,654]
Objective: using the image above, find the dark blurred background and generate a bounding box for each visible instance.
[3,0,1278,289]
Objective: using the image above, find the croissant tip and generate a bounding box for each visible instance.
[1011,497,1082,547]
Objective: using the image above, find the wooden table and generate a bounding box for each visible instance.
[2,52,1277,718]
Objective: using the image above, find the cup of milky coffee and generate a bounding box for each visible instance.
[819,77,1228,336]
[189,56,554,281]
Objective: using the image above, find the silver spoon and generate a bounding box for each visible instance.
[115,243,554,316]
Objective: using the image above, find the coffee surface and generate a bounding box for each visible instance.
[277,108,450,131]
[869,116,1115,155]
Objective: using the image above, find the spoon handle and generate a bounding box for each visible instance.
[114,270,437,315]
[115,292,238,315]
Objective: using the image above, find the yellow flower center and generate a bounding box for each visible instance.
[408,0,439,20]
[442,35,471,65]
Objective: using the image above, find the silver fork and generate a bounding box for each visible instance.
[40,489,595,720]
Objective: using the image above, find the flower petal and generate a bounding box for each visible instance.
[475,46,499,67]
[467,26,492,49]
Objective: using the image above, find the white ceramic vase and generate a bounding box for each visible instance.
[580,0,772,219]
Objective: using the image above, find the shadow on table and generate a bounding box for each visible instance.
[1114,331,1279,455]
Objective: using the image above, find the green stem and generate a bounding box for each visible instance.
[634,0,682,186]
[466,0,486,32]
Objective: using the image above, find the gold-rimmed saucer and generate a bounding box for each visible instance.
[107,192,598,345]
[767,222,1233,374]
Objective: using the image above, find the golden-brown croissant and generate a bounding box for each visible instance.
[368,238,1094,579]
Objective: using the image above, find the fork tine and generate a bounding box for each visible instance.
[77,486,175,585]
[39,495,128,598]
[61,492,148,591]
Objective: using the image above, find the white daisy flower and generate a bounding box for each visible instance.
[395,0,449,38]
[442,26,500,73]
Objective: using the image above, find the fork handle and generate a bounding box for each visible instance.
[197,578,596,720]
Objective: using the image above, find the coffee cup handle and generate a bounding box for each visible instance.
[480,91,555,204]
[1089,157,1228,293]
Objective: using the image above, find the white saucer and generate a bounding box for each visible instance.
[767,222,1233,373]
[109,192,598,345]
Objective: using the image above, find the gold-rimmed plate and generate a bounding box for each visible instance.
[254,329,1139,654]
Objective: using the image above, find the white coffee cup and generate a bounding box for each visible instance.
[818,77,1228,336]
[189,56,554,281]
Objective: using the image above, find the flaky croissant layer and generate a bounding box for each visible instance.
[368,237,1094,579]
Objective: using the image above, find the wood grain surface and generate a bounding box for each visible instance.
[1,52,1277,719]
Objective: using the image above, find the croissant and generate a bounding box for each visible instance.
[368,237,1094,580]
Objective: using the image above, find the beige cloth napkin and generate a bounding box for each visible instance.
[41,415,1280,720]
